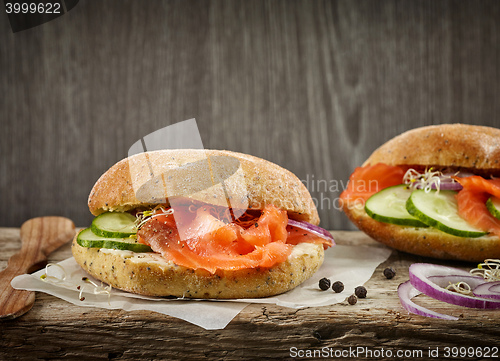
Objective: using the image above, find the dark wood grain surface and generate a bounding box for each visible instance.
[1,1,500,229]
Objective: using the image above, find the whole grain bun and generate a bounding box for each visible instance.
[363,123,500,174]
[88,149,319,225]
[344,204,500,262]
[75,149,326,299]
[71,237,324,299]
[344,124,500,262]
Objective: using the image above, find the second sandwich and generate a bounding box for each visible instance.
[341,123,500,262]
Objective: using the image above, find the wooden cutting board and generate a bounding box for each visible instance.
[0,228,498,360]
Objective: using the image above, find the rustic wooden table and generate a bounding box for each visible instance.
[1,228,499,360]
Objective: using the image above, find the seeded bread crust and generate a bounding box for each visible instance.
[344,124,500,262]
[88,149,319,225]
[78,149,326,298]
[363,124,500,173]
[343,204,500,262]
[71,237,324,299]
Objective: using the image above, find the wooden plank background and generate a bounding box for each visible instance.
[1,0,499,230]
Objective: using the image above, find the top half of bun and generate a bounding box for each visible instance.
[88,149,319,225]
[363,124,500,175]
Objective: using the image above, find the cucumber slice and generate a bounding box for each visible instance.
[486,197,500,220]
[365,185,428,227]
[406,189,488,238]
[91,212,137,238]
[77,228,152,252]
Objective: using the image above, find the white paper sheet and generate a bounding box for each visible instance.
[12,245,391,330]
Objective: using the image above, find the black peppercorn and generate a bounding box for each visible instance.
[383,267,396,279]
[347,294,357,305]
[319,277,331,291]
[332,281,344,293]
[355,286,367,298]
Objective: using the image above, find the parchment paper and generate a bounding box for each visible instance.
[12,245,391,330]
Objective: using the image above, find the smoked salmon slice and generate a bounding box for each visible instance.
[138,203,331,273]
[340,163,407,203]
[455,176,500,237]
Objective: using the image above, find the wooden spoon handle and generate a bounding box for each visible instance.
[0,217,75,320]
[0,270,35,320]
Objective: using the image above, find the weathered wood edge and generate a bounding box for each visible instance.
[1,229,499,360]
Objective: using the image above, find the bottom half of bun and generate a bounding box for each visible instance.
[71,237,324,299]
[343,204,500,262]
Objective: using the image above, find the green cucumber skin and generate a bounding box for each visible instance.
[406,190,488,238]
[91,212,137,238]
[90,223,136,238]
[77,228,152,252]
[364,185,428,228]
[365,204,428,227]
[486,197,500,220]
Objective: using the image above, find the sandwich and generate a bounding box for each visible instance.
[340,124,500,262]
[72,149,334,299]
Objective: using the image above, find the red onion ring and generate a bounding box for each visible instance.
[430,181,463,191]
[398,281,459,321]
[473,280,500,299]
[428,174,464,191]
[410,172,464,191]
[287,219,335,245]
[409,263,500,309]
[428,274,486,289]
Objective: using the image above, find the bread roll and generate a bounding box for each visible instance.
[73,149,328,298]
[343,203,500,262]
[88,149,319,225]
[343,124,500,262]
[364,124,500,176]
[72,239,324,299]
